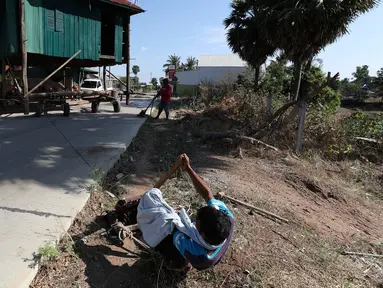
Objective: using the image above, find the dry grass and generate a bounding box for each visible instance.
[31,108,383,288]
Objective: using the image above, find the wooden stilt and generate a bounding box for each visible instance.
[103,66,106,90]
[1,60,6,99]
[125,15,131,105]
[20,0,29,114]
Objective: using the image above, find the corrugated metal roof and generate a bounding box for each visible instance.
[106,0,144,12]
[198,54,246,67]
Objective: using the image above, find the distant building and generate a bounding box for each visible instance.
[175,54,246,96]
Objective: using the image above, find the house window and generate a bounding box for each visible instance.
[55,10,64,32]
[46,9,64,32]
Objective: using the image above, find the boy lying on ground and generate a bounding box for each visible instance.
[137,154,234,272]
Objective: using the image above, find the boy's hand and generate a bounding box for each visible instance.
[179,154,190,170]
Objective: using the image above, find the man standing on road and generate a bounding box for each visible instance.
[154,78,172,120]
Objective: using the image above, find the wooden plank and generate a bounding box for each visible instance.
[96,20,101,60]
[39,5,44,53]
[75,16,79,57]
[79,17,84,59]
[90,20,94,60]
[53,32,59,57]
[84,17,89,59]
[69,15,74,56]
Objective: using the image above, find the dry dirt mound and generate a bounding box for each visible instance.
[31,115,383,288]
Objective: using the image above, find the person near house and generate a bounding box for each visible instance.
[137,154,234,272]
[154,78,172,120]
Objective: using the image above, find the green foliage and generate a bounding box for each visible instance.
[163,54,182,74]
[184,56,198,71]
[344,111,383,139]
[132,76,140,90]
[261,60,293,97]
[150,77,158,88]
[38,243,60,260]
[352,65,371,86]
[305,65,341,113]
[89,167,104,193]
[132,65,140,76]
[340,82,368,100]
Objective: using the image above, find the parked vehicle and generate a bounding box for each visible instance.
[80,79,104,91]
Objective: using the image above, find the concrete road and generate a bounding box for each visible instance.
[0,102,146,288]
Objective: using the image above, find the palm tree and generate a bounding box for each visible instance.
[225,0,378,152]
[184,56,198,71]
[132,65,140,76]
[224,0,276,93]
[264,0,376,101]
[163,54,181,74]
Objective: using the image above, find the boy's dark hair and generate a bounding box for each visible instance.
[197,206,231,245]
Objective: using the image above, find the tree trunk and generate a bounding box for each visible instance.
[254,65,260,92]
[295,101,307,153]
[291,61,303,101]
[266,92,272,119]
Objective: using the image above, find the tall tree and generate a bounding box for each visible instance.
[224,0,276,92]
[163,54,181,74]
[184,56,198,71]
[151,77,158,87]
[225,0,378,152]
[132,65,140,76]
[352,65,371,86]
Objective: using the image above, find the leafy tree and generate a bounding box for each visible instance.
[184,56,198,71]
[151,77,158,88]
[262,59,293,97]
[373,68,383,93]
[163,54,181,74]
[132,76,139,90]
[352,65,371,86]
[229,0,377,102]
[132,65,140,77]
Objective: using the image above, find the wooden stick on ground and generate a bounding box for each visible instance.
[115,222,151,251]
[218,192,289,223]
[342,251,383,258]
[239,136,279,152]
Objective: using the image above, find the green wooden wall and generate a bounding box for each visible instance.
[0,0,20,58]
[25,0,102,61]
[19,0,124,63]
[0,0,125,63]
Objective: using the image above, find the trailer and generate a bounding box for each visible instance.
[0,89,122,117]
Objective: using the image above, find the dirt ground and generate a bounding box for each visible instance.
[31,108,383,288]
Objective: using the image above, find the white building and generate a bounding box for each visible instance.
[176,54,247,87]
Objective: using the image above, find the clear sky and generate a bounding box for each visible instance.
[111,0,383,82]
